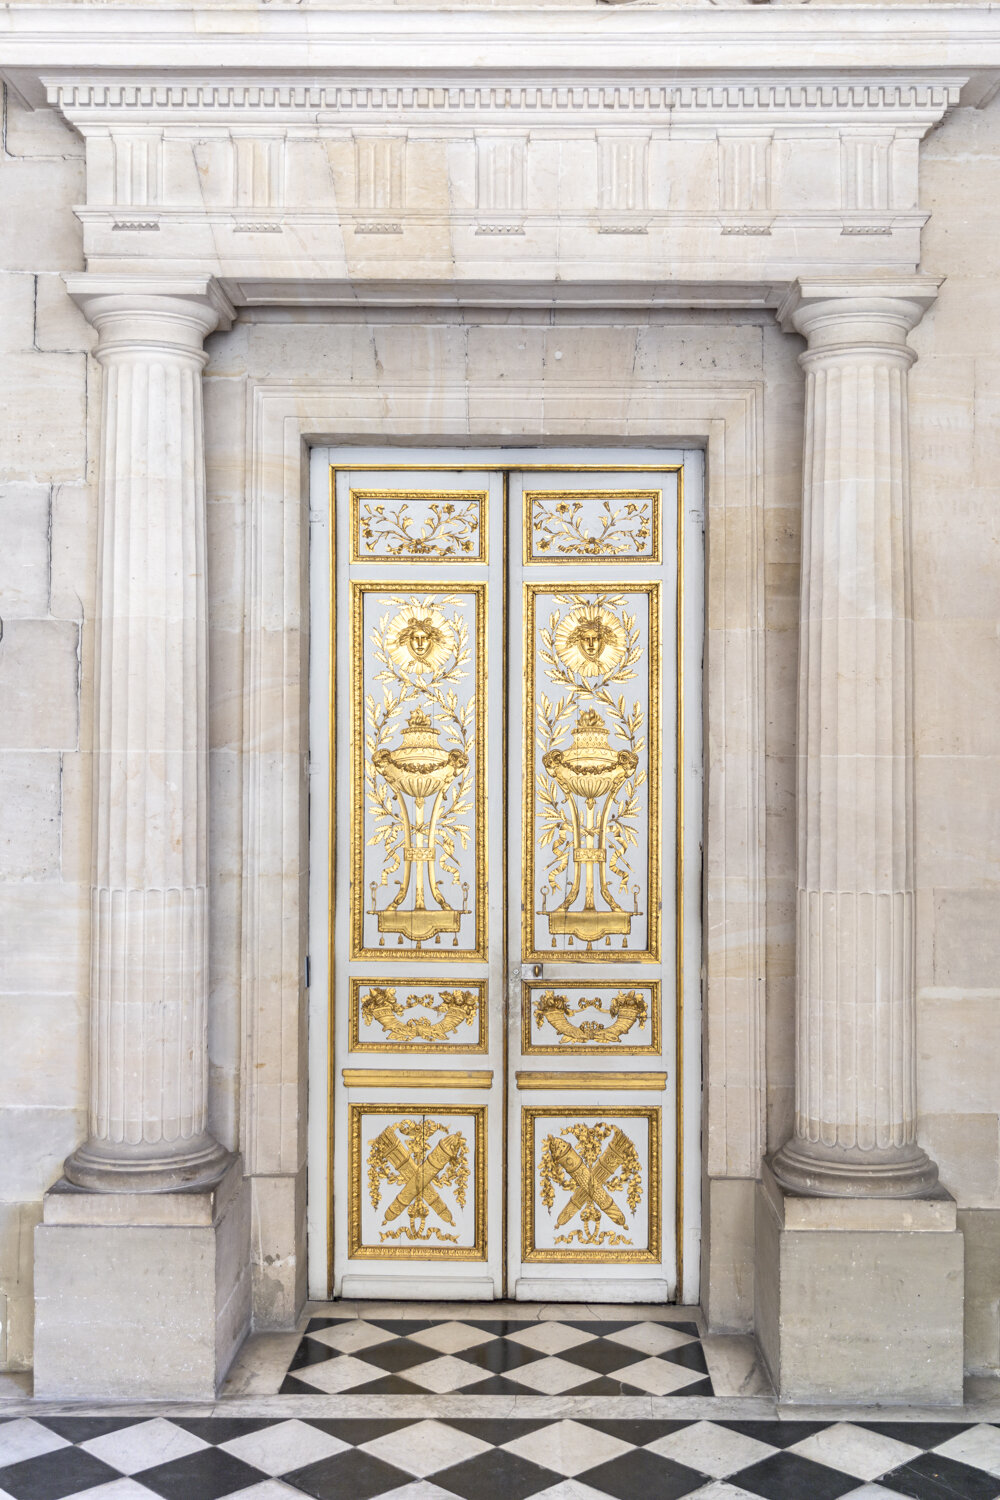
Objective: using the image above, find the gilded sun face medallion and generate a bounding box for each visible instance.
[554,604,627,678]
[385,604,454,675]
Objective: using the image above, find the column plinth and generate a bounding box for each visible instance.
[772,281,940,1201]
[63,277,235,1194]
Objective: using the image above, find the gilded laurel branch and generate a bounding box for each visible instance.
[532,496,652,557]
[539,1121,643,1247]
[360,498,480,557]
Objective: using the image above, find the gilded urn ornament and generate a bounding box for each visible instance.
[370,708,470,946]
[541,709,640,948]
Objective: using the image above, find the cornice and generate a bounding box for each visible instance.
[44,78,964,125]
[2,7,1000,83]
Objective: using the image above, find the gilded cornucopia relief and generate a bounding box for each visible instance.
[526,587,660,960]
[350,979,487,1052]
[352,586,486,959]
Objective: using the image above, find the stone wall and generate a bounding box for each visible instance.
[1,80,999,1376]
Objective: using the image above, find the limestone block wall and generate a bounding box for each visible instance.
[0,90,94,1372]
[1,77,999,1376]
[912,100,1000,1376]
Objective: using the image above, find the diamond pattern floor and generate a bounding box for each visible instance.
[3,1413,1000,1500]
[280,1316,715,1397]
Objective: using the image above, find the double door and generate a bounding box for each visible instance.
[323,452,696,1301]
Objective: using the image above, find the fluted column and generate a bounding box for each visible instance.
[64,277,234,1192]
[773,278,941,1198]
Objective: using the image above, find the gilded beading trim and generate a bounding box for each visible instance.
[522,1105,661,1263]
[348,1102,487,1260]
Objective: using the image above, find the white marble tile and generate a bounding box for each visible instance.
[531,1483,615,1500]
[224,1484,306,1500]
[401,1356,488,1395]
[505,1324,595,1356]
[614,1357,706,1396]
[605,1324,696,1355]
[360,1419,492,1477]
[684,1484,772,1500]
[501,1420,634,1477]
[376,1484,462,1500]
[285,1356,383,1394]
[495,1357,596,1396]
[80,1419,209,1474]
[307,1322,398,1354]
[406,1322,497,1354]
[833,1488,906,1500]
[0,1419,69,1464]
[219,1419,349,1475]
[786,1423,923,1481]
[933,1423,1000,1476]
[56,1482,163,1500]
[647,1420,777,1478]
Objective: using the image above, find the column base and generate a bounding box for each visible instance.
[64,1131,232,1193]
[33,1154,250,1401]
[771,1135,938,1199]
[755,1161,964,1405]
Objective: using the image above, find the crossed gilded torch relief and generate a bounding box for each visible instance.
[539,1122,644,1248]
[536,594,647,950]
[367,1118,470,1245]
[364,595,474,949]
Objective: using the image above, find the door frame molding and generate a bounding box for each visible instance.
[239,374,764,1316]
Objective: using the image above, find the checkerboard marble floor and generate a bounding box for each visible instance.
[4,1413,1000,1500]
[280,1315,716,1397]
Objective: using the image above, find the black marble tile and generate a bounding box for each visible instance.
[659,1340,710,1373]
[0,1447,120,1500]
[715,1420,829,1448]
[357,1337,443,1373]
[304,1317,354,1333]
[729,1451,861,1500]
[430,1447,558,1500]
[578,1447,706,1500]
[32,1417,145,1443]
[455,1373,545,1395]
[453,1337,546,1374]
[364,1319,434,1337]
[287,1335,341,1371]
[557,1338,648,1375]
[878,1452,1000,1499]
[585,1418,691,1447]
[569,1374,648,1396]
[303,1418,418,1444]
[440,1417,554,1446]
[284,1447,413,1500]
[169,1417,276,1444]
[135,1447,265,1500]
[279,1373,324,1394]
[347,1373,436,1395]
[859,1422,975,1450]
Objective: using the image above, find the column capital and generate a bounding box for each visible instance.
[64,274,235,356]
[777,275,942,356]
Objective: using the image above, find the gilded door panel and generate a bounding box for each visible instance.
[523,583,661,963]
[349,1103,487,1260]
[522,980,660,1056]
[350,978,488,1053]
[522,1106,661,1263]
[351,489,488,563]
[524,489,661,564]
[351,582,487,961]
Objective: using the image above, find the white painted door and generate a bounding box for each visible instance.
[311,448,701,1302]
